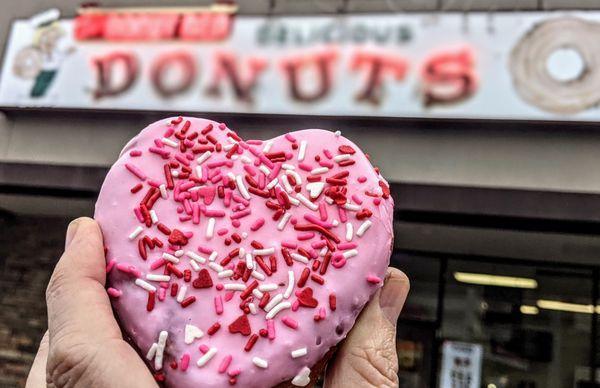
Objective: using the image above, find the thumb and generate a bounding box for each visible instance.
[324,267,409,388]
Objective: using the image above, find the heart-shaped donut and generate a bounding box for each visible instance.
[95,117,394,387]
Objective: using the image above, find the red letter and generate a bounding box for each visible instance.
[92,52,138,99]
[280,49,337,102]
[151,51,197,98]
[179,13,233,41]
[350,50,408,104]
[206,52,267,103]
[421,48,477,106]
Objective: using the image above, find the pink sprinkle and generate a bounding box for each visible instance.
[160,282,169,289]
[308,249,318,259]
[218,355,233,374]
[210,173,222,184]
[239,141,249,149]
[332,255,347,269]
[248,146,261,157]
[338,207,348,223]
[185,152,194,160]
[153,139,163,148]
[267,319,276,340]
[116,263,137,276]
[183,199,193,214]
[319,307,326,319]
[179,215,192,222]
[281,316,298,329]
[198,245,213,254]
[215,296,224,315]
[133,207,144,222]
[216,283,224,291]
[304,214,334,228]
[281,241,297,249]
[125,163,146,181]
[319,160,334,168]
[164,128,175,137]
[149,146,170,158]
[224,291,234,302]
[129,150,142,157]
[208,160,233,169]
[291,300,300,311]
[232,219,241,228]
[199,344,210,354]
[176,206,184,214]
[180,181,195,191]
[158,287,166,301]
[184,139,194,148]
[192,204,201,224]
[311,241,327,249]
[230,208,251,219]
[323,149,333,159]
[184,231,193,238]
[337,242,358,250]
[298,163,312,171]
[244,164,257,176]
[150,258,167,270]
[357,176,367,183]
[373,198,381,206]
[250,218,265,231]
[258,173,265,189]
[268,163,282,180]
[231,194,249,206]
[107,287,122,298]
[297,232,315,241]
[175,154,190,166]
[228,368,242,377]
[285,133,297,142]
[351,194,363,205]
[147,179,161,188]
[223,191,232,207]
[106,259,116,273]
[259,153,274,168]
[217,228,228,236]
[319,202,328,221]
[285,152,293,160]
[204,209,226,217]
[180,353,190,371]
[367,275,382,284]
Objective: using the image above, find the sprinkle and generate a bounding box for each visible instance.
[251,270,266,281]
[253,247,275,256]
[107,287,122,298]
[329,293,337,310]
[218,269,234,278]
[343,203,361,211]
[186,251,206,264]
[266,301,291,319]
[291,253,309,264]
[206,218,216,239]
[184,324,204,344]
[291,347,308,358]
[367,275,382,284]
[286,169,302,185]
[209,262,224,272]
[356,220,372,237]
[235,175,251,200]
[128,226,144,240]
[253,289,264,299]
[267,319,276,340]
[180,353,190,371]
[282,163,295,170]
[209,251,218,262]
[135,278,156,292]
[176,285,188,303]
[334,130,341,137]
[218,355,233,374]
[343,249,358,259]
[251,218,265,231]
[125,163,147,181]
[282,271,296,298]
[281,175,293,192]
[282,316,298,329]
[333,154,351,162]
[149,210,159,224]
[207,323,221,336]
[345,222,354,241]
[252,357,268,369]
[263,140,274,152]
[162,253,180,264]
[215,296,224,315]
[244,334,259,351]
[258,165,271,176]
[292,366,312,386]
[306,182,325,199]
[197,347,218,367]
[258,283,278,292]
[298,140,307,161]
[249,303,258,314]
[245,253,254,270]
[277,213,292,230]
[296,194,318,211]
[310,167,329,175]
[155,330,168,370]
[147,274,170,282]
[146,343,158,360]
[264,293,284,312]
[161,138,178,147]
[224,283,246,291]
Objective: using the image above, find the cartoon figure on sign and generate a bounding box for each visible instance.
[12,13,75,98]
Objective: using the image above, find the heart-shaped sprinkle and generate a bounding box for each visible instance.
[296,288,318,308]
[184,324,204,344]
[228,314,252,336]
[291,366,311,387]
[306,182,325,199]
[192,269,213,289]
[168,229,188,246]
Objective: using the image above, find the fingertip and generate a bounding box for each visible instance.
[385,267,410,293]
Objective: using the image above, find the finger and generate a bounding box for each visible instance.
[25,331,49,388]
[324,267,409,388]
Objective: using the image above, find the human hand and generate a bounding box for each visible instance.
[26,217,409,388]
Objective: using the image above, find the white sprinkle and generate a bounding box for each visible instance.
[332,219,339,226]
[296,193,318,211]
[135,278,156,292]
[333,154,351,162]
[281,174,294,193]
[235,248,244,259]
[174,249,184,257]
[188,185,202,192]
[146,343,158,360]
[278,213,292,230]
[197,347,217,367]
[241,155,252,164]
[334,130,341,137]
[190,260,201,272]
[218,269,234,278]
[154,330,169,370]
[356,220,372,237]
[286,169,302,185]
[343,249,358,259]
[259,283,279,292]
[224,283,246,291]
[253,288,264,299]
[161,138,178,147]
[288,196,300,206]
[264,293,284,312]
[319,247,328,257]
[146,274,170,282]
[128,226,144,240]
[282,163,295,170]
[298,140,307,161]
[149,210,158,224]
[206,218,216,239]
[235,175,251,200]
[266,301,292,319]
[184,324,204,344]
[291,253,309,264]
[172,170,180,178]
[176,285,188,303]
[310,167,329,175]
[249,303,258,314]
[284,270,295,298]
[209,251,218,262]
[266,177,279,190]
[291,347,308,358]
[245,253,254,270]
[259,165,271,176]
[241,232,248,239]
[252,357,268,369]
[251,270,266,281]
[263,140,274,152]
[306,182,325,199]
[227,172,236,181]
[344,203,360,211]
[223,143,235,151]
[208,262,224,273]
[195,166,203,180]
[196,151,212,165]
[346,222,354,241]
[186,251,206,264]
[162,253,180,264]
[253,247,275,256]
[159,184,168,199]
[325,197,334,205]
[292,366,312,386]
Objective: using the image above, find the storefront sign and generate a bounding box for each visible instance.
[439,341,482,388]
[2,9,600,120]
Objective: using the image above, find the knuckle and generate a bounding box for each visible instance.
[348,342,399,387]
[47,341,94,387]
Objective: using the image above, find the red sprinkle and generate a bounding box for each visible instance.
[244,334,259,351]
[147,291,156,311]
[329,293,337,310]
[207,322,221,335]
[181,296,196,308]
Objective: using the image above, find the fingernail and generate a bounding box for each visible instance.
[65,219,81,249]
[379,274,407,324]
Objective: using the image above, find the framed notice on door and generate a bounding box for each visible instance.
[439,341,482,388]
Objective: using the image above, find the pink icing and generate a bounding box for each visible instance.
[95,117,394,387]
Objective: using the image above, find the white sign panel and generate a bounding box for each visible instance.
[2,11,600,120]
[439,341,483,388]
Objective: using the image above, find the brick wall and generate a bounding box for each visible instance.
[0,215,70,388]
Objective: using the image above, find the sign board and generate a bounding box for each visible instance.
[439,341,483,388]
[2,9,600,120]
